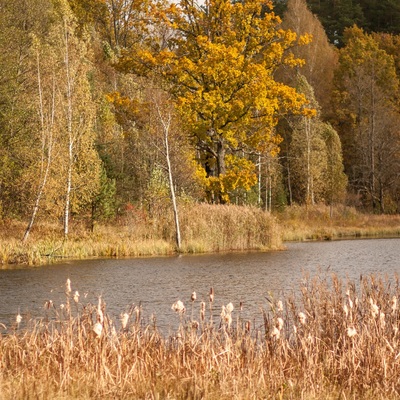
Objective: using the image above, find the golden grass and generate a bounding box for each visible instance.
[278,204,400,241]
[0,204,281,266]
[1,274,400,399]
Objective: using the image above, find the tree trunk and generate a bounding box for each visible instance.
[23,52,55,242]
[156,102,181,251]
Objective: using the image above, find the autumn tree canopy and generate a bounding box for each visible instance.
[120,0,313,202]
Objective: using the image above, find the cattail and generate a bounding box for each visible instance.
[391,296,397,314]
[191,291,197,302]
[343,303,349,318]
[93,322,103,338]
[380,312,386,329]
[226,302,234,314]
[348,297,353,310]
[271,326,280,339]
[120,312,129,329]
[245,320,251,333]
[172,300,185,314]
[276,317,284,331]
[192,320,199,330]
[225,313,232,328]
[65,278,71,294]
[277,300,283,313]
[73,291,80,304]
[347,326,357,338]
[209,287,214,303]
[220,305,226,319]
[200,301,206,321]
[298,312,306,325]
[44,300,53,309]
[97,297,104,324]
[370,298,379,318]
[16,314,22,325]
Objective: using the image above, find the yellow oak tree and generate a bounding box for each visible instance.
[120,0,312,202]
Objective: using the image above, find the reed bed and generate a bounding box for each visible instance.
[1,274,400,399]
[0,204,281,266]
[279,204,400,241]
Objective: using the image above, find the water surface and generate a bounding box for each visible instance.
[0,238,399,331]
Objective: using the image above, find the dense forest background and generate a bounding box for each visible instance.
[1,0,399,239]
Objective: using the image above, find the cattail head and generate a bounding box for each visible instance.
[370,298,379,318]
[245,320,251,333]
[298,312,306,325]
[391,296,397,314]
[209,287,214,303]
[224,313,232,328]
[220,305,226,319]
[192,320,199,330]
[97,297,104,324]
[226,302,234,314]
[44,300,53,309]
[191,291,197,302]
[200,301,206,321]
[343,303,349,318]
[16,314,22,325]
[380,312,386,329]
[73,291,80,304]
[65,278,71,294]
[271,326,280,339]
[276,317,284,331]
[120,312,129,329]
[172,300,185,314]
[93,322,103,338]
[347,326,357,338]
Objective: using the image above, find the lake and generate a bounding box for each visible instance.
[0,238,399,332]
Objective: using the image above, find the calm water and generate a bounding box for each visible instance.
[0,238,399,331]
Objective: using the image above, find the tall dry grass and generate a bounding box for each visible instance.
[0,204,281,266]
[278,204,400,241]
[1,274,400,399]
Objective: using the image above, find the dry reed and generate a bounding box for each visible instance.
[0,204,281,266]
[1,274,400,399]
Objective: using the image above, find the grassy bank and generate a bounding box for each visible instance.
[0,204,281,266]
[1,204,399,267]
[1,273,400,399]
[278,204,400,241]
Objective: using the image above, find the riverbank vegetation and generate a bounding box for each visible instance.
[0,203,282,266]
[1,273,400,399]
[1,203,399,266]
[279,204,400,241]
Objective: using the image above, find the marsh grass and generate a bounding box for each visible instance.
[0,204,281,266]
[279,204,400,241]
[1,274,400,399]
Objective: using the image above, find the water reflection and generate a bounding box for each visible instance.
[0,238,399,331]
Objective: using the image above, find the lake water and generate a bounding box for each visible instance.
[0,238,399,332]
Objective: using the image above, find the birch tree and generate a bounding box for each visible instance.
[55,0,101,236]
[23,39,57,242]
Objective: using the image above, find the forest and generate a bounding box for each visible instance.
[1,0,399,245]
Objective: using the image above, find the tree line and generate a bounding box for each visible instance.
[0,0,399,239]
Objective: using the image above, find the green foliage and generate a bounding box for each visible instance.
[92,165,117,223]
